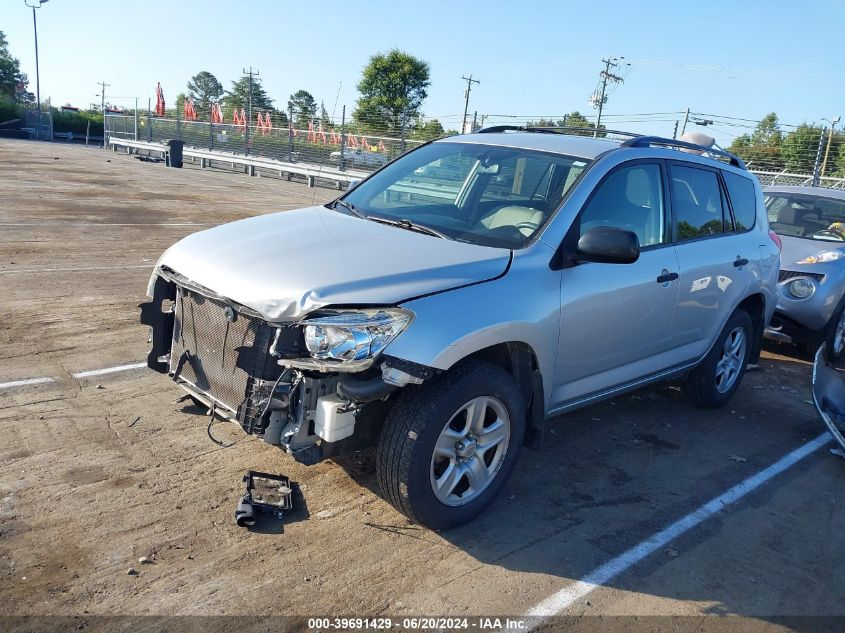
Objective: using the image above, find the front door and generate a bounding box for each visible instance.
[553,161,680,407]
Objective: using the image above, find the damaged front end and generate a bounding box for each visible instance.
[140,269,432,464]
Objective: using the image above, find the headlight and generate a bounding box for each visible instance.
[787,278,816,299]
[797,251,844,264]
[302,308,413,362]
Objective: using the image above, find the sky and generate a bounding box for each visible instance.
[3,0,844,145]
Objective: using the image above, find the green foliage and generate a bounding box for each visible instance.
[52,108,103,135]
[781,123,823,173]
[187,71,224,115]
[409,118,445,141]
[525,111,605,137]
[0,95,20,123]
[0,31,28,101]
[353,49,430,134]
[728,113,784,169]
[287,90,317,126]
[223,74,273,118]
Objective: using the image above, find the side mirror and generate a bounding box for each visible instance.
[347,178,361,191]
[576,227,640,264]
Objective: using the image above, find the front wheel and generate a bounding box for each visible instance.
[376,360,526,530]
[685,309,753,408]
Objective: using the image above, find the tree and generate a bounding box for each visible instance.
[186,71,224,115]
[525,111,604,137]
[0,31,28,101]
[223,74,273,118]
[353,49,430,134]
[410,118,445,141]
[728,112,783,170]
[287,90,317,127]
[781,124,824,173]
[319,101,331,128]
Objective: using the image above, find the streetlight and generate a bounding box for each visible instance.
[24,0,49,140]
[822,115,841,179]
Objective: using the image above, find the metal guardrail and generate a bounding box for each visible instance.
[108,137,370,189]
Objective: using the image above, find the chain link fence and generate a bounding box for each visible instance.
[104,108,845,189]
[105,109,427,174]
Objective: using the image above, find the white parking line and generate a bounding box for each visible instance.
[0,264,154,274]
[72,362,148,379]
[0,362,149,391]
[0,376,55,390]
[526,432,830,625]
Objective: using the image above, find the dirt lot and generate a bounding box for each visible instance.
[1,139,843,628]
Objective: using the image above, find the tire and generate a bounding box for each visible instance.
[824,296,845,362]
[376,359,526,530]
[685,309,753,408]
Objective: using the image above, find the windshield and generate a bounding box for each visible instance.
[765,192,845,241]
[338,141,590,248]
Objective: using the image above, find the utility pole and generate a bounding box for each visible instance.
[461,74,480,134]
[822,116,841,178]
[680,108,690,136]
[25,0,49,139]
[243,66,259,155]
[97,81,110,149]
[812,127,827,186]
[590,57,625,138]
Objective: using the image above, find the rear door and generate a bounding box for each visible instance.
[666,162,754,363]
[553,160,681,406]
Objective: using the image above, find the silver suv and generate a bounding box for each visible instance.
[141,130,780,529]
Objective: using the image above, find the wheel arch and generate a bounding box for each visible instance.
[736,292,765,364]
[462,342,546,450]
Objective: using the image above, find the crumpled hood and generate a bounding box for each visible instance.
[151,205,511,321]
[780,234,845,269]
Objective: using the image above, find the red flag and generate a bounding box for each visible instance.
[155,82,165,117]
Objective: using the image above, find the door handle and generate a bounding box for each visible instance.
[733,257,749,267]
[656,272,679,284]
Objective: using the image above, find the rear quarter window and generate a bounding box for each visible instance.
[722,171,757,232]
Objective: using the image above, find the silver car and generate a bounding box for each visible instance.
[141,130,779,529]
[763,185,845,357]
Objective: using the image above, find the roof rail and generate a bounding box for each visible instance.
[621,136,746,169]
[476,125,642,138]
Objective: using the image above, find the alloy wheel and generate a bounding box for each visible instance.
[429,396,511,506]
[715,326,746,394]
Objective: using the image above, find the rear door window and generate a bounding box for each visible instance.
[722,171,757,232]
[669,165,730,241]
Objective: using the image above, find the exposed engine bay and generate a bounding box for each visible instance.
[140,269,434,464]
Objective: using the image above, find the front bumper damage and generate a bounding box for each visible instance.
[140,272,434,465]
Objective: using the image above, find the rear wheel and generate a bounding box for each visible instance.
[685,309,753,408]
[376,360,525,530]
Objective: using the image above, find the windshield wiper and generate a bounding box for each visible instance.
[366,216,450,240]
[333,199,367,219]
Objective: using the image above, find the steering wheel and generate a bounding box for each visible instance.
[815,228,845,241]
[514,220,540,235]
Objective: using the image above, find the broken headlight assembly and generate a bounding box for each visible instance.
[299,308,413,368]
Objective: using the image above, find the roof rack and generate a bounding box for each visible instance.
[476,125,642,138]
[621,136,746,169]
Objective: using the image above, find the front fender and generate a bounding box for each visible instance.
[385,244,562,411]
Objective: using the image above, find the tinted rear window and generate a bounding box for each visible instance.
[670,165,728,241]
[723,171,757,231]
